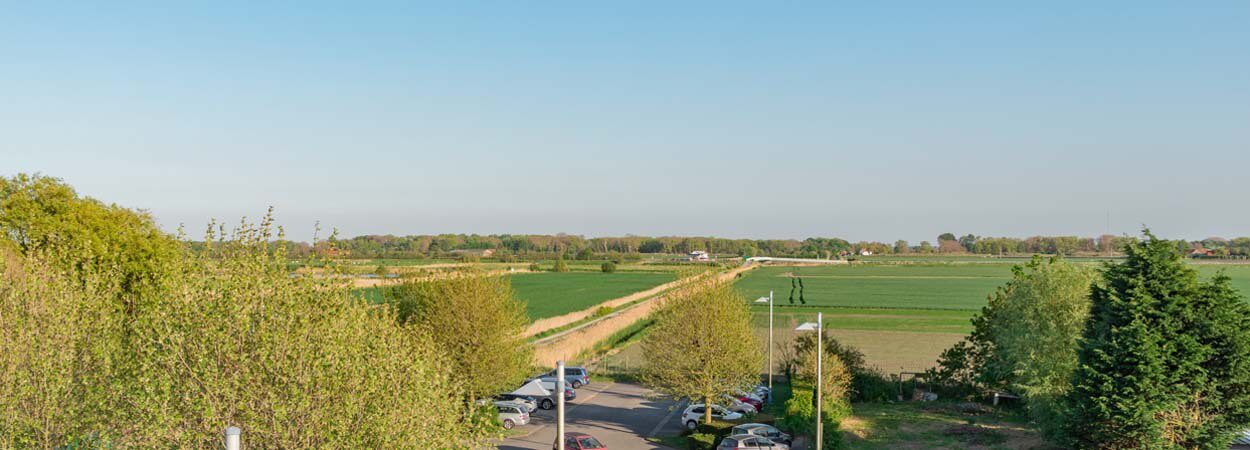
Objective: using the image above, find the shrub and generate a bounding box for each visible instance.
[552,257,569,272]
[594,305,615,317]
[528,262,541,271]
[601,261,617,273]
[687,432,716,450]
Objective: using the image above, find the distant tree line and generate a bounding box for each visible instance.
[270,231,1250,261]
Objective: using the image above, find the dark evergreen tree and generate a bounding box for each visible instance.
[1066,231,1250,448]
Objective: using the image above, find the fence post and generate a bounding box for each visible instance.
[225,426,241,450]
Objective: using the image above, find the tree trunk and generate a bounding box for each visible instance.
[704,394,713,425]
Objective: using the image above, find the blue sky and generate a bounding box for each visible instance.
[2,2,1248,243]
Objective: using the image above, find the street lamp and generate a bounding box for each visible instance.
[754,290,774,401]
[795,313,823,450]
[556,360,566,450]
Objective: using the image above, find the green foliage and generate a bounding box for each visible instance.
[552,256,569,272]
[373,264,389,276]
[528,262,541,271]
[0,214,492,448]
[779,387,844,447]
[0,173,180,297]
[788,332,854,408]
[929,257,1094,408]
[384,272,533,401]
[641,278,762,425]
[601,261,617,273]
[686,432,716,450]
[1066,232,1250,449]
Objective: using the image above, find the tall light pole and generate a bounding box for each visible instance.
[754,290,774,401]
[556,360,566,450]
[796,313,823,450]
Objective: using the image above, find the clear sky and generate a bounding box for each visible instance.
[3,2,1248,243]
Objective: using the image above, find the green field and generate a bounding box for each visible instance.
[735,262,1250,371]
[509,272,675,320]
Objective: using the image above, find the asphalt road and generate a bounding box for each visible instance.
[497,382,685,450]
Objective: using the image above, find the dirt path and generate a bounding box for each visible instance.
[531,265,754,366]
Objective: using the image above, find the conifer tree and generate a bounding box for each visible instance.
[1067,231,1250,448]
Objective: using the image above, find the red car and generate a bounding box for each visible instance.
[736,395,763,411]
[554,432,607,450]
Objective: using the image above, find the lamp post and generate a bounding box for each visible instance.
[754,290,774,401]
[796,313,823,450]
[556,360,566,450]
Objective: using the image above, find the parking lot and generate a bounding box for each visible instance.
[497,382,685,449]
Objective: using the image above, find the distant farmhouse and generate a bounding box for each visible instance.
[859,249,874,256]
[688,250,710,261]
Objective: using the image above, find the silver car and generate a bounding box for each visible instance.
[730,423,792,445]
[496,403,530,430]
[717,434,789,449]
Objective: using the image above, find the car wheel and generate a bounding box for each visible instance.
[571,380,583,389]
[686,420,698,430]
[540,399,554,410]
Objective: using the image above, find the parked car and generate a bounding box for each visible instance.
[734,394,764,412]
[730,423,792,445]
[680,404,743,430]
[539,366,591,388]
[494,394,538,412]
[717,434,789,449]
[720,394,758,415]
[496,403,530,430]
[552,432,607,450]
[536,385,577,410]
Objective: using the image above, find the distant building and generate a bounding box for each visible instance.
[1190,248,1215,258]
[859,249,874,256]
[450,249,495,258]
[688,250,710,261]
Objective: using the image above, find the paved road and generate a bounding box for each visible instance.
[498,382,685,449]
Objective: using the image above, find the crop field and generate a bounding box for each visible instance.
[509,272,675,320]
[735,262,1250,372]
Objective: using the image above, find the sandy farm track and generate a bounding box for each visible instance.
[531,265,754,366]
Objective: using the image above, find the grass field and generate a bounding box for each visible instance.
[735,261,1250,372]
[509,272,675,320]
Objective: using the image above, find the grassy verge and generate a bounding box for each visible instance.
[840,401,1046,449]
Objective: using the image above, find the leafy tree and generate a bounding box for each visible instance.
[790,332,853,413]
[552,256,570,272]
[385,272,533,402]
[0,174,180,299]
[1066,232,1250,449]
[575,247,595,260]
[938,233,957,243]
[918,241,935,253]
[640,278,762,424]
[601,261,616,273]
[991,257,1095,439]
[930,257,1094,409]
[959,234,979,252]
[893,240,909,254]
[374,263,389,277]
[527,262,541,271]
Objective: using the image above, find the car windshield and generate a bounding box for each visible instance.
[578,437,604,448]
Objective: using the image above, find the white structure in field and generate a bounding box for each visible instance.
[688,250,710,261]
[859,249,873,256]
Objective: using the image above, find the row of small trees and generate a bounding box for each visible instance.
[931,233,1250,448]
[0,175,533,449]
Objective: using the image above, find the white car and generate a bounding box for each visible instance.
[720,394,757,415]
[496,402,531,430]
[681,404,743,430]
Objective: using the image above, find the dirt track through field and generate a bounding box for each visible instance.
[531,265,754,366]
